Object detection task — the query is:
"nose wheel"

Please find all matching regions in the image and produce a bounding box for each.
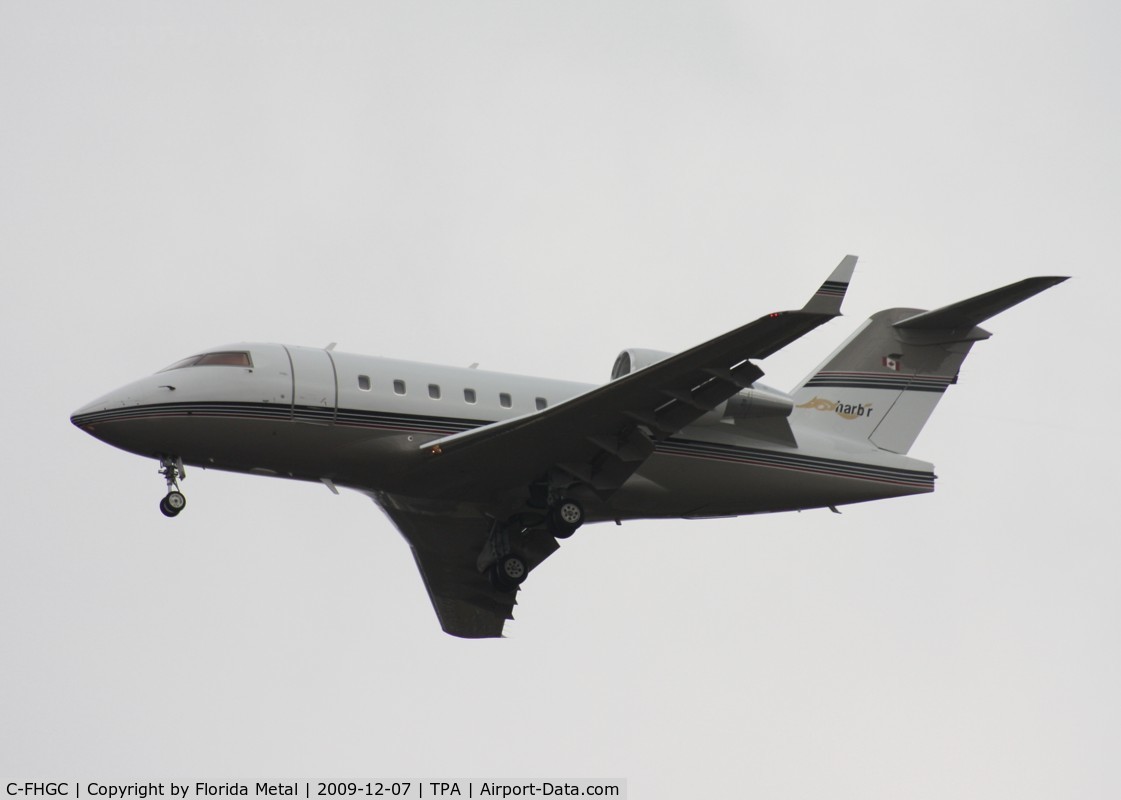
[158,456,187,517]
[160,490,187,517]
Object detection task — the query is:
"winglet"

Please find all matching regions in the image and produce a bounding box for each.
[801,255,858,315]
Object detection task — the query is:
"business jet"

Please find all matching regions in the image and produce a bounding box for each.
[71,258,1066,637]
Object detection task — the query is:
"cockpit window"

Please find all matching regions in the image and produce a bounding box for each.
[196,352,252,367]
[160,351,253,371]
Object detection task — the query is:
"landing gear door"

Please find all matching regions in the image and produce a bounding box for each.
[285,345,338,425]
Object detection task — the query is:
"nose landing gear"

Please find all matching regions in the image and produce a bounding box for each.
[158,456,187,517]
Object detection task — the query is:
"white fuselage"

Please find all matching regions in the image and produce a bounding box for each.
[71,343,936,521]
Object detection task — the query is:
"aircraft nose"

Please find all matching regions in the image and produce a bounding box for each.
[70,391,122,438]
[71,383,169,460]
[69,383,150,441]
[70,397,103,427]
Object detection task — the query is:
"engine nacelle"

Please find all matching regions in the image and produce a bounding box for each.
[611,348,673,380]
[611,348,794,425]
[723,383,795,419]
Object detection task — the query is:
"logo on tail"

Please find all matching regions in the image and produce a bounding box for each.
[795,396,875,420]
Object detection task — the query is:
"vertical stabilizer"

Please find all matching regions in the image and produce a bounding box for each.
[790,276,1067,454]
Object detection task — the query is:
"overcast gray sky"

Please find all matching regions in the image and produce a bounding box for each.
[2,2,1118,797]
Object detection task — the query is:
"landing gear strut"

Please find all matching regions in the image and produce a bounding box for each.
[482,518,529,592]
[158,456,186,517]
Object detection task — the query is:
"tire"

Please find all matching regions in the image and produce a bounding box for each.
[490,553,528,591]
[165,491,186,511]
[549,498,584,539]
[160,491,186,517]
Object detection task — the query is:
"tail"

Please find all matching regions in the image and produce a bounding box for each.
[790,276,1068,454]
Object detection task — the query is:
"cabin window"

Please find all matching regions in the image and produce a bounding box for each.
[393,380,406,395]
[499,392,512,408]
[357,375,371,391]
[536,397,547,410]
[428,384,441,400]
[464,388,477,404]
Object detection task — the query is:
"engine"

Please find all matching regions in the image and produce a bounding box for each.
[611,348,673,380]
[610,348,794,425]
[723,384,795,419]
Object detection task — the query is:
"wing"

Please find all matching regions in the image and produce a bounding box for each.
[395,256,858,503]
[371,491,560,638]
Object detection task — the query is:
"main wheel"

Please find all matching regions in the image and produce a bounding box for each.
[490,553,528,591]
[160,491,186,517]
[549,498,584,539]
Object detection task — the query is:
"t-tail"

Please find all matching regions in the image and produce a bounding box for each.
[790,275,1068,454]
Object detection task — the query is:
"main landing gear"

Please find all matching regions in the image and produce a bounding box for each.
[483,518,527,592]
[491,552,529,591]
[158,456,187,517]
[485,496,585,592]
[548,497,584,539]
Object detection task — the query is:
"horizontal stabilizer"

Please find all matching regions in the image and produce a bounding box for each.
[793,272,1067,454]
[894,276,1068,331]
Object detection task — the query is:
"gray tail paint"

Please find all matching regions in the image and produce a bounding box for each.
[789,276,1068,454]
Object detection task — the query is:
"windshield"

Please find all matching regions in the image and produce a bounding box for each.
[160,351,253,371]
